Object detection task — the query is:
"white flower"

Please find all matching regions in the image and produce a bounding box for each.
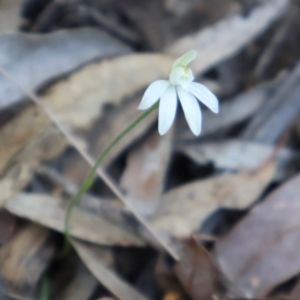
[138,50,219,136]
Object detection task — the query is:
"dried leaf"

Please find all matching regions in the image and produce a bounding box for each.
[215,173,300,298]
[0,210,16,245]
[5,193,144,246]
[0,0,22,35]
[120,130,173,216]
[0,54,173,206]
[166,0,289,75]
[178,139,299,180]
[0,126,67,206]
[73,240,149,300]
[150,161,275,238]
[0,28,131,109]
[174,238,218,300]
[57,260,98,300]
[0,224,54,299]
[242,61,300,144]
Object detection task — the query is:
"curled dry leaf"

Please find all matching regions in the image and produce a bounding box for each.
[73,240,149,300]
[150,160,275,239]
[0,224,54,299]
[215,173,300,298]
[174,238,218,300]
[5,193,144,247]
[0,28,131,110]
[120,130,173,216]
[166,0,289,74]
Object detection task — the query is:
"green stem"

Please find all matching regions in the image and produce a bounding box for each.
[64,102,159,248]
[40,276,50,300]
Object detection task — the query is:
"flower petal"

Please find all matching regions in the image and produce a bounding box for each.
[172,50,197,69]
[138,80,170,110]
[188,82,219,113]
[158,85,177,135]
[177,86,202,136]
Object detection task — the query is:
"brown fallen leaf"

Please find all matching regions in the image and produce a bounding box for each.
[73,240,149,300]
[0,223,54,299]
[215,172,300,298]
[120,130,173,216]
[0,210,16,245]
[166,0,289,75]
[150,160,275,239]
[0,28,131,110]
[5,193,144,247]
[174,238,218,300]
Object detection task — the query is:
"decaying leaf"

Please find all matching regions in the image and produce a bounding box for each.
[120,130,173,216]
[178,139,299,180]
[0,28,131,109]
[5,193,144,246]
[167,0,289,74]
[215,173,300,298]
[73,240,149,300]
[0,223,54,299]
[174,238,218,300]
[150,160,275,238]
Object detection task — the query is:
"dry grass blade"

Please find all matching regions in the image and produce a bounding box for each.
[0,66,179,260]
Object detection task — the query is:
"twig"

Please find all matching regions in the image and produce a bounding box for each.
[0,66,179,261]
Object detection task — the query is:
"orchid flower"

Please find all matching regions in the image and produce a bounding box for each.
[138,50,219,136]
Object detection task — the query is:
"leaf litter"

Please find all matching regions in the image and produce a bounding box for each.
[1,0,300,299]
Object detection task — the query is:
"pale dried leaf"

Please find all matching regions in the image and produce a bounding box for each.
[0,28,131,109]
[178,139,299,180]
[120,130,173,216]
[150,161,275,238]
[5,193,144,246]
